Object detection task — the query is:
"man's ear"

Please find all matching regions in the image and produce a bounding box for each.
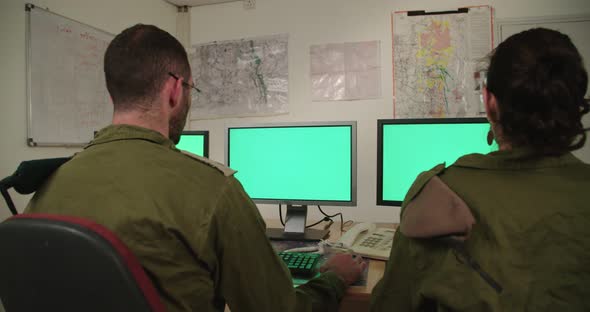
[483,87,499,122]
[171,78,184,110]
[163,76,184,113]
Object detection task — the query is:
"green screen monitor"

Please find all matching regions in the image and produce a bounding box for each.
[377,118,497,206]
[226,122,357,240]
[176,131,209,158]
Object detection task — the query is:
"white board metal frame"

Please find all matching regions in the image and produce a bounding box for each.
[25,3,114,146]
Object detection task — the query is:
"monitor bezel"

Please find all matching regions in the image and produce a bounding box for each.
[225,121,357,207]
[179,130,210,158]
[376,117,489,207]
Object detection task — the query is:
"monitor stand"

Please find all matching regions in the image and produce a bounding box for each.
[266,205,329,241]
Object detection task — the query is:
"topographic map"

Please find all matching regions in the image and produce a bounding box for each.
[189,34,288,119]
[393,8,492,118]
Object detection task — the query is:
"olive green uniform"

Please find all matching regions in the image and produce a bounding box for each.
[370,149,590,311]
[26,125,346,312]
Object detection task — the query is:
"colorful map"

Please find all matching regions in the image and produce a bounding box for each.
[393,9,492,118]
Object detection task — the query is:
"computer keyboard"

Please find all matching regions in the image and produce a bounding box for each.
[278,252,321,277]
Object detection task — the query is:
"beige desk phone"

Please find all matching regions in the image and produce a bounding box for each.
[334,223,395,260]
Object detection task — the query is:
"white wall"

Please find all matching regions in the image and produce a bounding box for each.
[189,0,590,224]
[0,0,177,221]
[1,0,588,224]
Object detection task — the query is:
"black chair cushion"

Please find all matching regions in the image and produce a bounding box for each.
[0,214,165,312]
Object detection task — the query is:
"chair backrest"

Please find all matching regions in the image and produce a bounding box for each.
[0,214,166,312]
[1,157,70,216]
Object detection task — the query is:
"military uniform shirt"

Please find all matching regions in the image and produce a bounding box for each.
[26,125,346,312]
[370,149,590,311]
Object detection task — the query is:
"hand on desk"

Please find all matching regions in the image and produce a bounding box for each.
[320,253,366,286]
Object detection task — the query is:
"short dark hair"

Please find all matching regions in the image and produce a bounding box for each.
[486,28,589,156]
[104,24,190,110]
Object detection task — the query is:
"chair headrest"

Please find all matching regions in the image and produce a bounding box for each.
[0,157,70,194]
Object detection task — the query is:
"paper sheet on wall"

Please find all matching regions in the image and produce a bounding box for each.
[188,34,289,120]
[310,40,381,101]
[392,6,493,118]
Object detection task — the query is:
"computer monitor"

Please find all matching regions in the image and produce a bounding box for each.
[176,131,209,158]
[377,118,497,206]
[226,121,357,240]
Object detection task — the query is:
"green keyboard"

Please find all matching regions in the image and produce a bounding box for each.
[279,252,321,277]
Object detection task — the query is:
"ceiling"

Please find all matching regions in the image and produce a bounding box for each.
[163,0,240,7]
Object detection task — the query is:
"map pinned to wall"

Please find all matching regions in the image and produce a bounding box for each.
[189,34,289,120]
[310,40,381,101]
[392,6,493,118]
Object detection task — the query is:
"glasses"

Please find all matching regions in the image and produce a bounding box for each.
[168,72,201,93]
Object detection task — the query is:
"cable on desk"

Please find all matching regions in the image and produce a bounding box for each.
[317,205,350,233]
[306,217,331,228]
[279,204,285,226]
[279,204,352,230]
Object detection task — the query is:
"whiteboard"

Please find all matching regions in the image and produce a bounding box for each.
[26,4,114,146]
[496,14,590,163]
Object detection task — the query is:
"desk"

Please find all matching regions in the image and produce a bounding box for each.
[269,220,396,312]
[224,220,396,312]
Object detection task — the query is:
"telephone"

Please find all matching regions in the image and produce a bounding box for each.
[332,223,396,260]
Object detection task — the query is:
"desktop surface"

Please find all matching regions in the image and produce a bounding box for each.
[224,220,394,312]
[267,219,392,291]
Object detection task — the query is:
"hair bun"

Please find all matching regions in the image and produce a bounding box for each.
[486,28,589,156]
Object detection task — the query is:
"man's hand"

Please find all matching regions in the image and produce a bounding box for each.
[319,253,366,285]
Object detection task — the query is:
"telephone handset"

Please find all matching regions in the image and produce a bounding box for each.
[335,222,396,260]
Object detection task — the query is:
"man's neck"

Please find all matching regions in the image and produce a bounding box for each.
[112,110,169,139]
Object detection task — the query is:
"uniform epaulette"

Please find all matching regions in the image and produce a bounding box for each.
[401,163,446,212]
[180,151,236,177]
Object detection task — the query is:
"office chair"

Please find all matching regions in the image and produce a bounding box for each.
[0,214,166,312]
[0,157,70,215]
